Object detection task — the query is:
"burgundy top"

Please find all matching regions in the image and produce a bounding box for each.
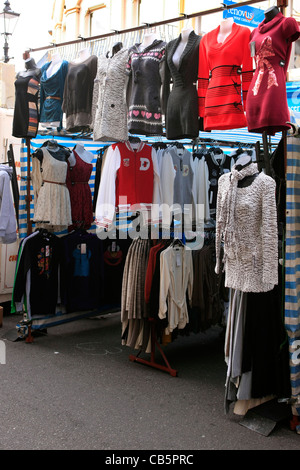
[246,13,300,135]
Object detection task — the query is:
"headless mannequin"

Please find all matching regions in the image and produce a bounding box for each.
[69,143,94,167]
[172,27,194,69]
[235,154,259,187]
[41,53,63,129]
[106,42,123,58]
[217,17,234,43]
[17,58,41,79]
[264,6,280,23]
[139,32,158,50]
[73,47,91,63]
[46,53,63,78]
[34,140,71,163]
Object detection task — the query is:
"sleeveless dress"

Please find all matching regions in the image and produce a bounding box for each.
[33,148,72,230]
[66,150,94,230]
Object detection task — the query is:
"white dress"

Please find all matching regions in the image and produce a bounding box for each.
[32,148,72,230]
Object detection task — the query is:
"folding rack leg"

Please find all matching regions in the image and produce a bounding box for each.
[129,321,178,377]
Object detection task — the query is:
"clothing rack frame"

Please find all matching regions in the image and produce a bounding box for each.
[27,0,281,55]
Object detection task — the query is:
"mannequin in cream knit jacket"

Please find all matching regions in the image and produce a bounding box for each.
[215,162,278,293]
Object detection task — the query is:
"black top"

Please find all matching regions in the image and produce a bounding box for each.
[13,232,62,317]
[62,55,98,132]
[60,230,104,313]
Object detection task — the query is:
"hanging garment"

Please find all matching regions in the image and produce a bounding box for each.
[12,74,40,138]
[204,150,233,219]
[0,167,17,244]
[191,243,227,332]
[10,230,40,316]
[197,22,253,131]
[60,230,104,313]
[95,141,161,230]
[13,231,62,318]
[247,13,300,135]
[62,55,98,132]
[191,154,210,222]
[92,146,109,212]
[66,148,93,230]
[215,162,278,293]
[40,59,69,129]
[102,238,132,305]
[159,244,193,335]
[32,147,72,230]
[163,31,201,139]
[168,146,194,223]
[126,40,166,135]
[92,48,129,142]
[121,238,151,352]
[242,277,291,400]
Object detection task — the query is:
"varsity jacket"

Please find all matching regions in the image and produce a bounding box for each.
[95,141,161,229]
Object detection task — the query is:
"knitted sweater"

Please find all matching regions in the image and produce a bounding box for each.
[215,163,278,293]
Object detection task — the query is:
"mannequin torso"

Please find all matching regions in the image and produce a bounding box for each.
[217,17,234,43]
[264,6,280,23]
[46,53,63,78]
[139,33,158,50]
[172,27,194,69]
[69,144,94,167]
[73,48,91,63]
[235,154,258,187]
[17,58,41,79]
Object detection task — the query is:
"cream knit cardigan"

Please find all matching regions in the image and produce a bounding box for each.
[215,163,278,293]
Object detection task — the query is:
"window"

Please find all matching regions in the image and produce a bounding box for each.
[88,3,110,36]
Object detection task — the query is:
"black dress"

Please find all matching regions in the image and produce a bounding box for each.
[12,73,40,138]
[163,31,201,140]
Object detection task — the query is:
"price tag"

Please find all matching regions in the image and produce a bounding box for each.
[112,242,116,252]
[250,41,256,57]
[81,243,86,254]
[176,252,181,267]
[46,246,50,257]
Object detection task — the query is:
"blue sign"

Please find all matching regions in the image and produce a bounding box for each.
[287,81,300,113]
[222,0,265,28]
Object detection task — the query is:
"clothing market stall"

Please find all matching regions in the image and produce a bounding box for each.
[7,0,300,435]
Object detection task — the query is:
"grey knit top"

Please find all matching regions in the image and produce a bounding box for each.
[215,163,278,293]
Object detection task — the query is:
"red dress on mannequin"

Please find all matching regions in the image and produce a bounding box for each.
[246,12,300,135]
[198,22,253,131]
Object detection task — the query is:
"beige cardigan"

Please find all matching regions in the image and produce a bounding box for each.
[159,244,193,334]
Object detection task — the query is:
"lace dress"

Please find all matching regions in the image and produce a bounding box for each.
[32,148,72,231]
[66,149,93,230]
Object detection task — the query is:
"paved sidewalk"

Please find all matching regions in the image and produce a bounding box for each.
[0,311,299,450]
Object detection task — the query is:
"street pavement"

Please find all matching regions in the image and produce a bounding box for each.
[0,309,299,451]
